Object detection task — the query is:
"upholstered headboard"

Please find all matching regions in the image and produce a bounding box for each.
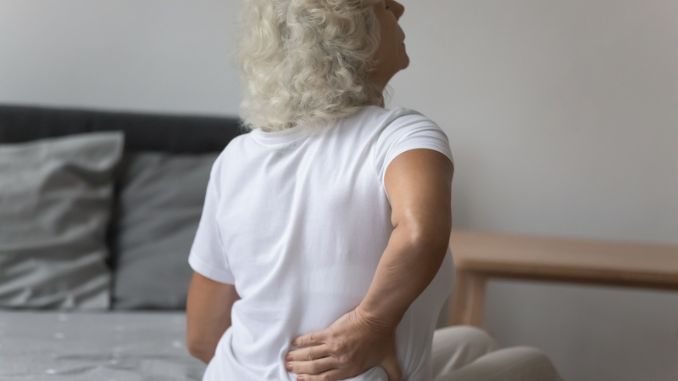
[0,104,247,308]
[0,103,245,153]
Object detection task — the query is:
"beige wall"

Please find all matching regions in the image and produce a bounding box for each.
[389,1,678,380]
[1,1,677,380]
[0,0,241,115]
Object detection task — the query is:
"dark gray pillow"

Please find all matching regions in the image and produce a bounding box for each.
[112,152,218,310]
[0,132,124,310]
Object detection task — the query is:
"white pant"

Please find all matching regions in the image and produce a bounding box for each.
[432,326,564,381]
[208,326,563,381]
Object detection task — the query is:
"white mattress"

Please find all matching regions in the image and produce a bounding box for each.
[0,310,206,380]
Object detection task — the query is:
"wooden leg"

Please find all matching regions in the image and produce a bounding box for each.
[449,270,487,327]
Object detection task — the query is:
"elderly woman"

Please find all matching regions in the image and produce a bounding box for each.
[186,1,563,380]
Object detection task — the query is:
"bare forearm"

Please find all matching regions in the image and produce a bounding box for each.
[186,273,239,364]
[357,224,449,328]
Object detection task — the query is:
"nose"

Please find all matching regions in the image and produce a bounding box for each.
[393,1,405,19]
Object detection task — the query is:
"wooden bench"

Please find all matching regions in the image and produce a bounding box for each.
[447,229,678,327]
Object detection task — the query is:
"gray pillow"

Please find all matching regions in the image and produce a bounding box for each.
[112,152,218,310]
[0,132,124,310]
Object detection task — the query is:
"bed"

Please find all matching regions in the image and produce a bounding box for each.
[0,104,242,381]
[0,310,205,381]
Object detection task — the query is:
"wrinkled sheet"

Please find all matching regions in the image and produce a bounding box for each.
[0,310,206,380]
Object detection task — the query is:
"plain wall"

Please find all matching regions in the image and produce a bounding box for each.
[1,1,677,380]
[392,2,678,380]
[0,0,241,115]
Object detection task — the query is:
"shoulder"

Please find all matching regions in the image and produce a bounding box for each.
[358,105,430,124]
[366,107,447,144]
[368,106,453,171]
[209,132,250,178]
[357,106,442,136]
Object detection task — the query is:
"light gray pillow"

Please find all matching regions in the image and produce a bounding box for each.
[112,152,218,310]
[0,132,124,310]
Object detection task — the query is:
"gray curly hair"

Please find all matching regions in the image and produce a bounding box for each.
[237,0,385,132]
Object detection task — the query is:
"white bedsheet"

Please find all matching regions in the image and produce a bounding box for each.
[0,310,205,380]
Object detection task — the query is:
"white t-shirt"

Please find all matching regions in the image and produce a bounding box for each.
[188,105,455,381]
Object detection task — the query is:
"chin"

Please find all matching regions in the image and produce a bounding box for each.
[401,46,409,67]
[402,54,410,69]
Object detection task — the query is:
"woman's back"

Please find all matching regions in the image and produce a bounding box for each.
[188,105,454,380]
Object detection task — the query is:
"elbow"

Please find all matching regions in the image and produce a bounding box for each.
[400,222,451,256]
[392,205,452,255]
[186,336,214,364]
[187,344,213,364]
[412,234,451,257]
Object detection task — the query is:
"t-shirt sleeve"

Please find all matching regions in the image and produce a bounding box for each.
[372,108,454,192]
[187,153,235,285]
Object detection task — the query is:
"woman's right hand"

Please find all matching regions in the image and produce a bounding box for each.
[285,307,402,381]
